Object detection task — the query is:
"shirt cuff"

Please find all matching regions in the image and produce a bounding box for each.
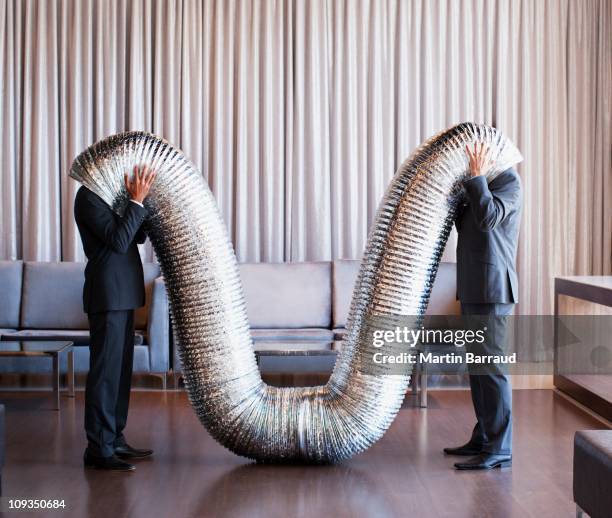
[130,199,144,208]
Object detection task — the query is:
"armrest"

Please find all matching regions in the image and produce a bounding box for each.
[147,277,169,373]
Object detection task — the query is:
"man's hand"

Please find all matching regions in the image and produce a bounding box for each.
[125,166,157,204]
[466,143,494,178]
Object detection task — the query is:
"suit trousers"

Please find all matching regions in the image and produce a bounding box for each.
[85,310,135,458]
[461,302,513,455]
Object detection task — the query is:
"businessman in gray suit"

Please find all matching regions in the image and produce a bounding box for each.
[444,142,522,470]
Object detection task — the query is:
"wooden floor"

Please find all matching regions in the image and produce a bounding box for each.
[0,389,607,518]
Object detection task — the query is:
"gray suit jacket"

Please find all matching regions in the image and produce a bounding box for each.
[455,167,522,304]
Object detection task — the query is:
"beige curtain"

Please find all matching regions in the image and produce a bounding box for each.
[0,0,610,315]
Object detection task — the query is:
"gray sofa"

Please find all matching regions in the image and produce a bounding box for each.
[173,260,460,386]
[0,259,460,394]
[0,261,169,379]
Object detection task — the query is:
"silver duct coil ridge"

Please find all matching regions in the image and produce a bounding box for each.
[70,122,522,463]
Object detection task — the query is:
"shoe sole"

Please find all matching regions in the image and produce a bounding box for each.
[84,462,136,472]
[455,461,512,470]
[115,453,153,460]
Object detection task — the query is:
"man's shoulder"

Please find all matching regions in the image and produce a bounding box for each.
[76,185,104,203]
[495,167,520,182]
[74,186,110,214]
[74,185,88,207]
[76,185,93,200]
[490,167,522,191]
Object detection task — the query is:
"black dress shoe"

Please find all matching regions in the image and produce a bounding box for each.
[443,442,483,456]
[114,443,154,459]
[84,452,135,472]
[454,453,512,470]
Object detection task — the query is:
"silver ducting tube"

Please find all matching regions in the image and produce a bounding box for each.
[70,122,522,463]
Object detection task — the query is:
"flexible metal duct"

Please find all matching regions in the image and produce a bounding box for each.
[70,122,522,463]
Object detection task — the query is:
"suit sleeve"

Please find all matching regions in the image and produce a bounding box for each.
[76,192,147,254]
[135,227,147,244]
[454,202,468,232]
[128,200,147,244]
[463,169,521,232]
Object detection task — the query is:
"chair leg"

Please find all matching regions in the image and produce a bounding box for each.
[52,354,60,410]
[419,361,428,408]
[411,358,419,403]
[67,349,75,397]
[173,371,182,390]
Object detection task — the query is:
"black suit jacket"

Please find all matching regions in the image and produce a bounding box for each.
[74,186,148,314]
[455,167,522,304]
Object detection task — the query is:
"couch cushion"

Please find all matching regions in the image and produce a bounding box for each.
[0,261,23,328]
[3,329,145,346]
[134,263,162,329]
[426,262,460,316]
[332,260,460,328]
[420,263,461,331]
[251,328,334,342]
[21,262,160,330]
[332,260,360,329]
[239,262,332,328]
[21,262,88,329]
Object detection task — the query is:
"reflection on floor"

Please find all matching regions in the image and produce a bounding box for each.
[0,389,606,518]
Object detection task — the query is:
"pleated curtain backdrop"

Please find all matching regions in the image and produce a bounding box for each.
[0,0,610,315]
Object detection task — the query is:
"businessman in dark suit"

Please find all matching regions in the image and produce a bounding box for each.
[75,166,156,472]
[444,143,522,470]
